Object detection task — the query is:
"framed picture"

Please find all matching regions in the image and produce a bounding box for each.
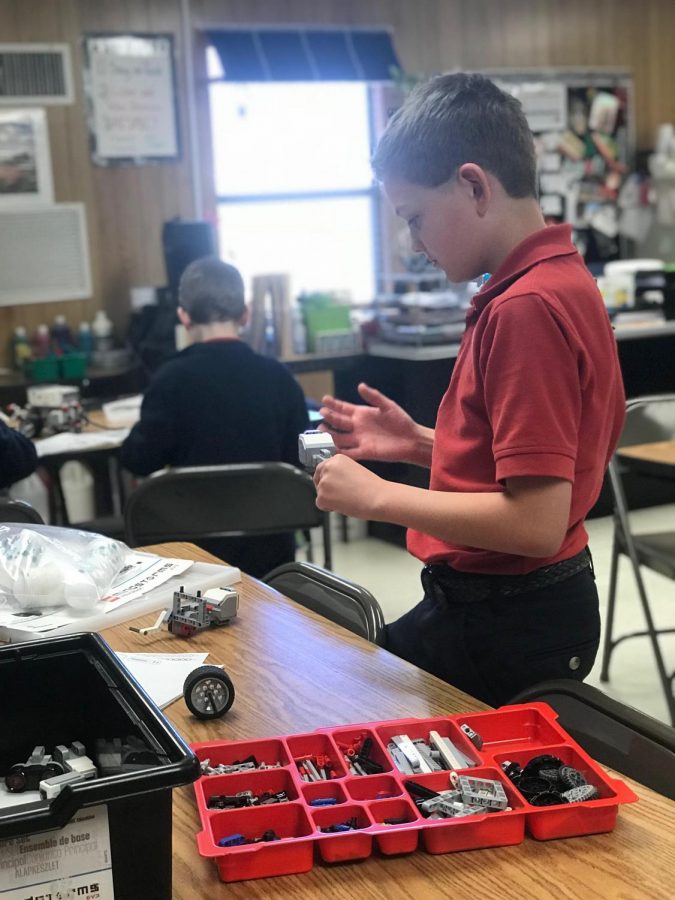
[0,108,54,207]
[82,33,180,165]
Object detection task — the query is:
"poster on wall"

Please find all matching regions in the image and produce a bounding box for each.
[0,108,53,207]
[82,33,180,165]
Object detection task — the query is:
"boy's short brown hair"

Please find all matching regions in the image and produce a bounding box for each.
[373,72,537,199]
[179,257,246,324]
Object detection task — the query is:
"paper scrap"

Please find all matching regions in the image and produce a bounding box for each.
[117,652,209,708]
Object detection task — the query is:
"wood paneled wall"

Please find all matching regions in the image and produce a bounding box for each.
[0,0,194,367]
[1,0,674,368]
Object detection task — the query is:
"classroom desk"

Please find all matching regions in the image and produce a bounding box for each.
[618,441,675,481]
[101,542,675,900]
[34,409,130,524]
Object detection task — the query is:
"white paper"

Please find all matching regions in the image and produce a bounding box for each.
[88,35,178,159]
[35,429,130,458]
[0,805,113,898]
[117,652,209,708]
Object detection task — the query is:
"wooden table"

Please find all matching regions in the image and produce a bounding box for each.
[101,543,675,899]
[619,440,675,481]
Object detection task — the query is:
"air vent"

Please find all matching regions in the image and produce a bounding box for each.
[0,43,73,104]
[0,204,91,305]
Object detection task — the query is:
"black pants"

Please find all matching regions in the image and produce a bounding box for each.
[385,558,600,707]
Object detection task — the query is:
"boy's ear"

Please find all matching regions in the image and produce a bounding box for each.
[457,163,492,215]
[177,306,192,328]
[238,305,249,328]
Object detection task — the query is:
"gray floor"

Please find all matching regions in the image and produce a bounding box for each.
[310,506,675,725]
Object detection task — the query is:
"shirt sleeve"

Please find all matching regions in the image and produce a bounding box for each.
[119,370,179,477]
[480,294,581,483]
[0,422,38,489]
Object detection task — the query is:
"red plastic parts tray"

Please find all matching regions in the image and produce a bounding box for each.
[191,703,638,882]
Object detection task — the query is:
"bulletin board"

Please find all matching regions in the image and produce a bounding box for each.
[82,33,180,166]
[489,69,634,264]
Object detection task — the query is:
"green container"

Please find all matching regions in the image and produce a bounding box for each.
[303,305,352,352]
[60,351,89,379]
[28,356,60,382]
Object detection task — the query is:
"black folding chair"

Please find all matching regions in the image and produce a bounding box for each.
[263,561,385,646]
[124,462,331,568]
[0,498,45,525]
[509,678,675,799]
[600,394,675,725]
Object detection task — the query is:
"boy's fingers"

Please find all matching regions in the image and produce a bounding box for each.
[357,382,392,410]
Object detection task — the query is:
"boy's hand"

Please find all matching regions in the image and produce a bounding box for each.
[313,455,386,519]
[318,382,426,464]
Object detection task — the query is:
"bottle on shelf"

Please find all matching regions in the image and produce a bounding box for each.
[31,324,51,360]
[77,321,94,355]
[92,311,114,353]
[12,326,32,371]
[51,315,74,354]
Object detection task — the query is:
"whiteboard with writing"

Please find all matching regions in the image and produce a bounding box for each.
[84,33,179,164]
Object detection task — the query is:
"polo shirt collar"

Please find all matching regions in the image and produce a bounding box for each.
[468,224,577,320]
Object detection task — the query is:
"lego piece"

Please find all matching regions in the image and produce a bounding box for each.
[218,833,247,848]
[530,791,565,807]
[298,430,336,470]
[562,784,599,803]
[5,747,64,793]
[460,723,483,750]
[456,775,508,811]
[388,742,414,775]
[39,770,84,800]
[392,735,432,774]
[130,586,239,639]
[309,797,337,807]
[559,765,587,789]
[428,731,468,771]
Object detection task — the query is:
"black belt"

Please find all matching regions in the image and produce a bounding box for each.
[423,547,592,604]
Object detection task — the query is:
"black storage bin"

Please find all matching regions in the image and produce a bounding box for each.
[0,632,200,899]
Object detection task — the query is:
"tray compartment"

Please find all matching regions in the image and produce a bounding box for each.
[376,717,481,773]
[196,767,299,812]
[345,773,402,802]
[405,767,526,855]
[330,726,393,777]
[493,744,637,840]
[459,705,568,755]
[302,780,349,807]
[286,732,347,781]
[369,798,422,855]
[311,803,373,862]
[199,803,315,882]
[193,737,290,772]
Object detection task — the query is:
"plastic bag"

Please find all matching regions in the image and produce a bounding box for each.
[0,524,127,612]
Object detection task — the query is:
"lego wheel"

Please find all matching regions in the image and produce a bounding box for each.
[183,665,235,719]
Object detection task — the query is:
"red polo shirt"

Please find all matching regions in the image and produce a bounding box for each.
[407,224,625,574]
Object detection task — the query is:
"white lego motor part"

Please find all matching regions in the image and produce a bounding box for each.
[26,384,80,409]
[298,430,336,470]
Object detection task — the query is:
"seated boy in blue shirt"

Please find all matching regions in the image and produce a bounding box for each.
[121,257,309,576]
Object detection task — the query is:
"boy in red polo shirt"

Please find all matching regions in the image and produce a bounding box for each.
[315,73,625,705]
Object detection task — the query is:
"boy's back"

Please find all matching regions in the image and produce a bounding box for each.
[121,340,307,472]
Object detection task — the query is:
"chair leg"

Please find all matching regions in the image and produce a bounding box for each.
[322,516,332,571]
[626,546,675,726]
[302,529,314,564]
[600,534,620,682]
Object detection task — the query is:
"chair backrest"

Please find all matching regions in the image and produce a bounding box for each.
[125,463,329,561]
[509,679,675,799]
[263,561,386,646]
[609,393,675,544]
[0,498,45,525]
[619,393,675,448]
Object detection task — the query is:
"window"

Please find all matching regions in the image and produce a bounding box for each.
[207,52,377,302]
